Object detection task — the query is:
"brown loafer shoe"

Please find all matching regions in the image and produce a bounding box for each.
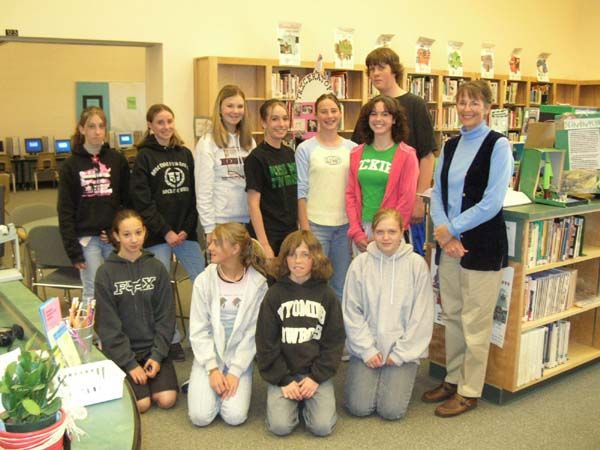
[421,382,457,403]
[434,393,478,417]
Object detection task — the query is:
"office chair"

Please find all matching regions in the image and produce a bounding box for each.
[0,155,17,192]
[25,225,83,301]
[33,153,59,190]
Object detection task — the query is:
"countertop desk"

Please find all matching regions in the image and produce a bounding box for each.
[0,281,141,449]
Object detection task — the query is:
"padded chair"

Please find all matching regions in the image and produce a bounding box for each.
[8,203,57,285]
[25,225,82,301]
[0,155,17,192]
[33,153,59,191]
[123,147,138,170]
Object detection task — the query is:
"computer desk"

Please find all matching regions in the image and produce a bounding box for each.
[11,154,68,190]
[0,281,141,449]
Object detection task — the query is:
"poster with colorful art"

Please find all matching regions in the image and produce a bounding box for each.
[334,27,354,69]
[277,22,301,66]
[447,41,464,76]
[536,53,551,82]
[480,43,495,78]
[415,36,435,74]
[509,48,522,80]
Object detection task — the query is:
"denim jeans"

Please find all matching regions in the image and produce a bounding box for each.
[344,357,418,420]
[80,236,114,300]
[148,240,205,343]
[188,361,253,427]
[309,222,351,301]
[266,378,337,437]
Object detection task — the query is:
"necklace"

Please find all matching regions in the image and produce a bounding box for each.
[218,265,246,283]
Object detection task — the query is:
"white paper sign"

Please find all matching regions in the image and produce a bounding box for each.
[278,22,301,66]
[568,128,600,169]
[490,108,509,135]
[491,267,514,348]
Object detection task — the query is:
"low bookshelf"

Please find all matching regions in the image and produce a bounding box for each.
[428,201,600,403]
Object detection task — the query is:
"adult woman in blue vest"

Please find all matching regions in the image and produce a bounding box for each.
[424,80,513,417]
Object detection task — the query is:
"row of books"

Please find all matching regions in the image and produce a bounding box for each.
[507,131,521,141]
[328,71,349,99]
[527,216,585,268]
[518,320,571,386]
[530,84,551,105]
[407,75,436,102]
[523,267,577,322]
[504,82,524,104]
[442,77,469,103]
[272,71,300,100]
[483,80,499,104]
[508,106,524,129]
[441,105,460,129]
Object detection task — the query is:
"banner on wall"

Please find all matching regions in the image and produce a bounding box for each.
[415,36,435,74]
[480,43,495,78]
[334,27,354,69]
[278,22,301,66]
[536,52,551,82]
[509,48,522,80]
[293,66,332,140]
[108,82,146,132]
[447,41,464,76]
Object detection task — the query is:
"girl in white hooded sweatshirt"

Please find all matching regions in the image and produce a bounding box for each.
[187,222,268,427]
[343,208,434,420]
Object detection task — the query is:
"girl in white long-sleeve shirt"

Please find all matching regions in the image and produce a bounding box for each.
[195,85,256,243]
[187,222,267,427]
[343,208,434,421]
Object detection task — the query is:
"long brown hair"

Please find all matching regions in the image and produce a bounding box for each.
[272,230,332,281]
[71,106,107,148]
[213,222,267,277]
[139,103,184,147]
[211,85,253,151]
[354,95,409,145]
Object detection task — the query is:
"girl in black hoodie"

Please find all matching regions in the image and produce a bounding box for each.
[58,106,130,300]
[129,104,205,360]
[255,230,345,436]
[95,209,177,413]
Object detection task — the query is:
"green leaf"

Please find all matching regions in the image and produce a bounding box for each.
[21,398,41,416]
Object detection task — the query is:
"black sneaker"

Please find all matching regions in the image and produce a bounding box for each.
[181,379,189,394]
[169,343,186,362]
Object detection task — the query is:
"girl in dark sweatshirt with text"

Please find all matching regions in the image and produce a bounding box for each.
[255,230,345,437]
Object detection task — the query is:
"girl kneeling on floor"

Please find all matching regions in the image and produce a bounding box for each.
[343,208,434,420]
[255,230,345,436]
[188,223,268,426]
[95,209,178,413]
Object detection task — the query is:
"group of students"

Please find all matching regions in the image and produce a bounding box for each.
[56,46,512,435]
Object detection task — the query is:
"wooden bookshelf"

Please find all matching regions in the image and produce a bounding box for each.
[428,201,600,401]
[578,81,600,106]
[193,56,368,142]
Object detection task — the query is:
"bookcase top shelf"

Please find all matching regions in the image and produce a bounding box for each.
[524,245,600,274]
[504,201,600,221]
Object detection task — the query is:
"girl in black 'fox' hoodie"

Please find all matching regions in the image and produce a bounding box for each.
[129,104,205,360]
[256,230,345,437]
[95,209,177,414]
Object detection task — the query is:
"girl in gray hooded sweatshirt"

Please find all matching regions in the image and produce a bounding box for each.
[343,208,434,420]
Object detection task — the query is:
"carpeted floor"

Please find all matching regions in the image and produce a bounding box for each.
[8,187,600,449]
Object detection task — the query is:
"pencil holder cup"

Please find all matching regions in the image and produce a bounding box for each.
[67,322,95,363]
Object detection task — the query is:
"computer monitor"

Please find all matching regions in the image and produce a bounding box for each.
[24,138,43,155]
[54,139,72,154]
[117,132,134,149]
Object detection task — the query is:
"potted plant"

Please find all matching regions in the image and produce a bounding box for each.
[0,337,65,450]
